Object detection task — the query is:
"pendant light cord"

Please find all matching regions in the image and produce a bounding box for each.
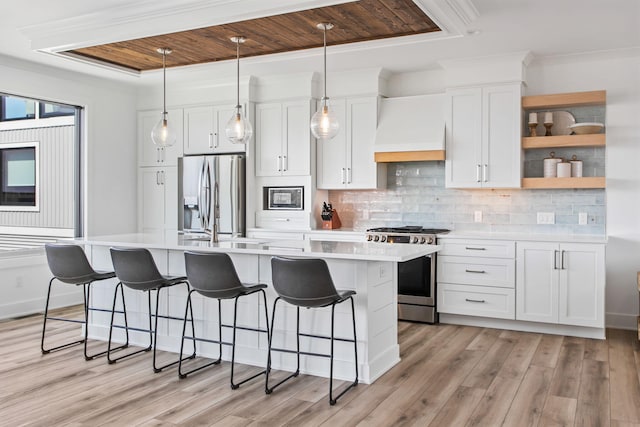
[323,26,327,104]
[236,40,241,110]
[162,50,167,115]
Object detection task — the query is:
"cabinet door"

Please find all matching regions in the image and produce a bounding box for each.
[558,243,605,327]
[138,109,183,166]
[482,84,521,187]
[184,106,214,155]
[282,100,311,176]
[162,167,178,231]
[213,105,246,154]
[445,87,482,188]
[347,97,380,189]
[140,168,166,232]
[516,241,559,323]
[317,98,347,189]
[255,103,283,176]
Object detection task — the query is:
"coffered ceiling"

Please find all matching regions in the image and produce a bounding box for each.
[64,0,440,72]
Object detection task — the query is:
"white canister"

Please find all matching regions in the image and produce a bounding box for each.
[557,161,572,178]
[543,152,563,177]
[570,155,583,177]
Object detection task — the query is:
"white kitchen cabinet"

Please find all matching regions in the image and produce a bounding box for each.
[138,166,178,232]
[516,241,605,328]
[183,104,245,154]
[316,96,385,189]
[138,109,183,167]
[445,83,521,188]
[255,100,312,176]
[437,238,515,320]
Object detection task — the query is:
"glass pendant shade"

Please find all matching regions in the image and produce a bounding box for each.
[310,100,339,140]
[225,105,253,144]
[151,112,177,147]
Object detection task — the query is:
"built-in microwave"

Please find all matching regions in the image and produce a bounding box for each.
[264,186,304,210]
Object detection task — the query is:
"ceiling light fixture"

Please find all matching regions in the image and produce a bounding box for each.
[225,36,253,144]
[151,47,177,147]
[310,23,339,141]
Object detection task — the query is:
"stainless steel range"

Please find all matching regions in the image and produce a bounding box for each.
[366,226,449,324]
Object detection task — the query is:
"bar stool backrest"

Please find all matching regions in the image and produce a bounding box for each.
[110,247,165,291]
[184,251,243,297]
[45,243,96,285]
[271,256,340,308]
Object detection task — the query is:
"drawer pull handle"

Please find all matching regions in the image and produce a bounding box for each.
[465,298,486,303]
[465,247,486,251]
[465,269,486,274]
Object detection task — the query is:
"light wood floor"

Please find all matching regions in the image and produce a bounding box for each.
[2,306,640,426]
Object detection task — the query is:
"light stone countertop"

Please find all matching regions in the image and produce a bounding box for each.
[78,232,439,262]
[440,231,607,244]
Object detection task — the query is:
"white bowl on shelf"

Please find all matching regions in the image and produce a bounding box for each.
[569,122,604,135]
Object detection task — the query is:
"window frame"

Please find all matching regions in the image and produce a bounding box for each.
[38,102,76,119]
[1,96,36,122]
[0,141,40,212]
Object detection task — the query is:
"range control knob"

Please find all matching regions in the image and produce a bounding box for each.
[419,237,426,244]
[367,234,373,241]
[373,235,380,242]
[427,236,434,244]
[411,236,419,244]
[381,236,387,242]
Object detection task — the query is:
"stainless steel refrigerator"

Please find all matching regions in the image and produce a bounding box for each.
[178,154,245,237]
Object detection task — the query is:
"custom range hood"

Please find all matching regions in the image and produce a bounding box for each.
[374,93,445,162]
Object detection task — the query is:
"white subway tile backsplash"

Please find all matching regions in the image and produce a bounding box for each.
[328,162,606,235]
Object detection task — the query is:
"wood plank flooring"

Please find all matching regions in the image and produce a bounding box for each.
[2,306,639,426]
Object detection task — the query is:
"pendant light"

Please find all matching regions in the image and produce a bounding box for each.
[310,23,339,141]
[225,36,253,144]
[151,47,177,147]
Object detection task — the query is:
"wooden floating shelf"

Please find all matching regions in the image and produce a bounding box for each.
[374,150,445,163]
[522,90,606,109]
[521,177,605,189]
[522,133,606,149]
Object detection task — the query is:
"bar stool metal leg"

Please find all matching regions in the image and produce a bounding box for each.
[41,278,86,354]
[265,297,300,394]
[83,283,129,360]
[178,290,207,378]
[107,283,152,364]
[328,296,358,405]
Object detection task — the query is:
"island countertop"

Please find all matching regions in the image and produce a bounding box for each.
[77,232,440,262]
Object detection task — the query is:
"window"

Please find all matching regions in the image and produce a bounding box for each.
[39,102,75,118]
[0,142,38,210]
[1,96,36,121]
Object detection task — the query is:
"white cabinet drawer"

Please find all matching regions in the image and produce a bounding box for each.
[437,255,515,288]
[437,283,515,319]
[255,211,309,230]
[437,239,515,258]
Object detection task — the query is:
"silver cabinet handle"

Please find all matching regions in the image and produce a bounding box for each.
[277,156,282,172]
[554,250,558,270]
[561,250,566,269]
[156,148,160,163]
[274,218,291,222]
[483,164,488,182]
[465,269,486,274]
[341,168,345,184]
[476,164,481,182]
[465,298,486,303]
[347,167,351,184]
[283,155,287,171]
[465,247,486,251]
[214,132,219,148]
[208,133,213,149]
[156,171,160,185]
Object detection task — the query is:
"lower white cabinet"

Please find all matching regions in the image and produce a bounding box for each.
[516,242,605,328]
[437,238,516,320]
[138,167,177,232]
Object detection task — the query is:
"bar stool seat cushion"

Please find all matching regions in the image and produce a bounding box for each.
[194,283,267,300]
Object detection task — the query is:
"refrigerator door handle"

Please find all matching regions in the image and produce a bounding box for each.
[197,160,205,229]
[204,160,212,229]
[230,157,236,235]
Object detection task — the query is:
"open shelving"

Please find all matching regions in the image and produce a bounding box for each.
[521,90,606,189]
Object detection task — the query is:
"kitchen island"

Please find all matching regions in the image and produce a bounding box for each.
[80,232,440,384]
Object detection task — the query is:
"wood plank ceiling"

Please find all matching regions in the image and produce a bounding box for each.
[66,0,440,72]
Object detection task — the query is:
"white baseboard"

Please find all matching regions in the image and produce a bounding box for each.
[606,312,637,331]
[0,292,84,321]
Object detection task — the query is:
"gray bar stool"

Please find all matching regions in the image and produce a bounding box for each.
[108,247,195,372]
[42,243,124,360]
[178,251,270,389]
[266,256,358,405]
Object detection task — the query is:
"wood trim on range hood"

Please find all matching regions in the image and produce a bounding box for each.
[374,150,446,163]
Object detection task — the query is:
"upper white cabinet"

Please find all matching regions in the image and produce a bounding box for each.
[138,166,178,233]
[516,241,605,328]
[255,100,312,176]
[138,109,184,167]
[317,96,385,189]
[183,104,245,154]
[445,83,522,188]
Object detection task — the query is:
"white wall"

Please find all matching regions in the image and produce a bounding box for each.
[525,50,640,329]
[0,55,138,319]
